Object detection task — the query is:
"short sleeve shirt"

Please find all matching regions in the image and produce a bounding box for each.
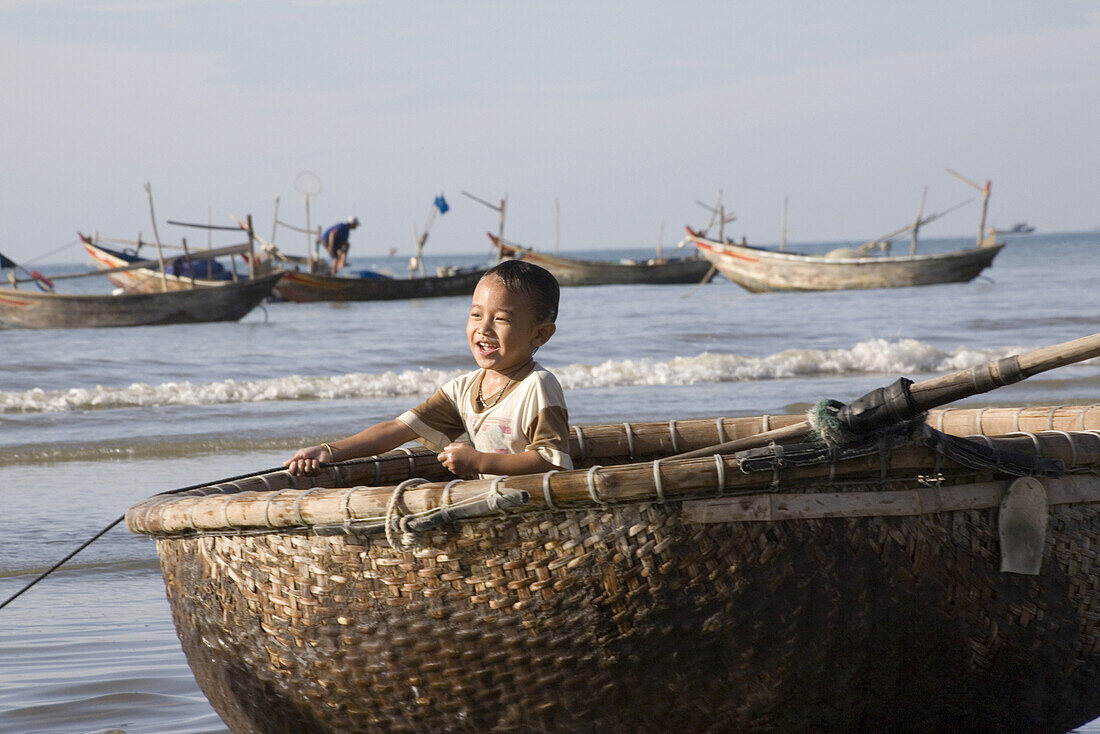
[397,361,572,476]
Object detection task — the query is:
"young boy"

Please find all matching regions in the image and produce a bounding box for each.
[285,260,572,478]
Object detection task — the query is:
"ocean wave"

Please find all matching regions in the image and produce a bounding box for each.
[0,339,1088,415]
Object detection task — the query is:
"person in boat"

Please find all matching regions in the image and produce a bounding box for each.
[285,259,572,478]
[320,216,359,275]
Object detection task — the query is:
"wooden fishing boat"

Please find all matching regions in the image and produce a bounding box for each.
[127,331,1100,734]
[686,229,1005,292]
[271,266,486,303]
[489,234,712,286]
[687,171,1008,293]
[81,236,250,293]
[0,273,281,329]
[127,402,1100,733]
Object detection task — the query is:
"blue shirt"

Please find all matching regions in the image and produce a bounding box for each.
[322,223,351,250]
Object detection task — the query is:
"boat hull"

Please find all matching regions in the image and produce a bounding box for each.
[273,268,486,302]
[152,479,1100,734]
[494,237,712,286]
[129,408,1100,734]
[0,273,280,329]
[692,236,1004,292]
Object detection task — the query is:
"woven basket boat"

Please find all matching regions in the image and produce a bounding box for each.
[127,404,1100,734]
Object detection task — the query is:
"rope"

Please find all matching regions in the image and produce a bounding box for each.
[652,459,665,503]
[573,426,587,462]
[0,463,287,612]
[586,465,606,505]
[542,470,560,510]
[623,423,636,458]
[384,478,430,551]
[20,238,82,266]
[487,477,511,516]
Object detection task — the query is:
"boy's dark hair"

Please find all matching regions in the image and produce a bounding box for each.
[482,259,560,323]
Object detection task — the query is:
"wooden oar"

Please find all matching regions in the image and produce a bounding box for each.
[671,332,1100,460]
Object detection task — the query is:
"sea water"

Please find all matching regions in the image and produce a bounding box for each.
[1,232,1098,733]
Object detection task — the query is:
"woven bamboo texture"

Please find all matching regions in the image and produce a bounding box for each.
[127,405,1100,734]
[157,483,1100,734]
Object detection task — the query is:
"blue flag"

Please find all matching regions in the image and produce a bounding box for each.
[0,252,17,269]
[434,194,449,215]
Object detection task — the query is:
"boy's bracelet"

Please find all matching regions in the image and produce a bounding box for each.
[321,442,337,459]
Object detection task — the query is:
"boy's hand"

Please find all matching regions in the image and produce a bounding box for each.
[284,444,332,475]
[438,442,480,477]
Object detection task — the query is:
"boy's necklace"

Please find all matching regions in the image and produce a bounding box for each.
[477,377,511,408]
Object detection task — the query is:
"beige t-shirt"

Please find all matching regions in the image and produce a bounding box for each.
[397,361,572,476]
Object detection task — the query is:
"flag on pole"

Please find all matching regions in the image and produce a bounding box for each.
[434,194,449,215]
[0,252,17,270]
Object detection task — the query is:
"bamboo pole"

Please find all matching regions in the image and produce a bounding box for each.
[461,190,508,262]
[780,197,788,252]
[245,214,255,279]
[555,197,560,255]
[497,194,507,262]
[909,186,927,257]
[672,333,1100,460]
[131,429,1100,535]
[143,184,169,292]
[181,237,195,287]
[271,195,280,245]
[945,168,991,247]
[126,405,1100,536]
[412,203,437,278]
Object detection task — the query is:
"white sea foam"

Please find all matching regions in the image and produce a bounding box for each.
[0,339,1067,415]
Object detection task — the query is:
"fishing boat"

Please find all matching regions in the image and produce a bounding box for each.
[687,231,1004,292]
[253,196,490,303]
[0,273,281,329]
[270,266,486,303]
[489,234,712,286]
[126,336,1100,734]
[688,172,1005,293]
[81,234,255,293]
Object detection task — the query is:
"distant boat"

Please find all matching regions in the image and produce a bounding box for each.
[269,266,487,303]
[687,173,1005,292]
[488,234,712,286]
[0,273,281,329]
[688,232,1004,292]
[992,222,1036,235]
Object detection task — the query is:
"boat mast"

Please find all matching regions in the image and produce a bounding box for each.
[461,190,508,262]
[945,168,991,247]
[780,196,788,252]
[909,186,927,256]
[411,203,438,278]
[143,183,169,292]
[554,197,560,254]
[294,172,322,270]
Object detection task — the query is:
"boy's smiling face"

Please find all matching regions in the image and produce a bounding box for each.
[467,275,555,378]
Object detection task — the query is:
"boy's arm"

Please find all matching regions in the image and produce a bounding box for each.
[286,420,417,475]
[439,443,563,478]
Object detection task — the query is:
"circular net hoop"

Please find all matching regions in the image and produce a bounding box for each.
[295,171,322,197]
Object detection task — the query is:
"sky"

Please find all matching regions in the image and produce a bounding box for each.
[2,0,1098,265]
